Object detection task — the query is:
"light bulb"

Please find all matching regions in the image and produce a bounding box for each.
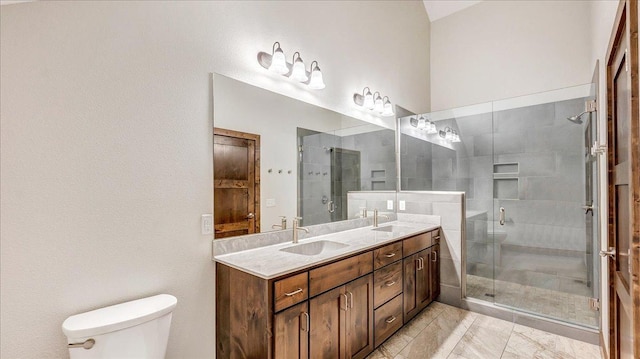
[363,88,374,109]
[452,130,461,143]
[417,116,426,129]
[382,97,394,116]
[290,52,308,82]
[374,92,384,113]
[308,61,325,89]
[269,42,288,75]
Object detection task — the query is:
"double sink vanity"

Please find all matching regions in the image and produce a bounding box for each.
[214,221,441,359]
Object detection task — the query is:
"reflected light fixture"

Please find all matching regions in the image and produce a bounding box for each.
[290,52,308,82]
[353,87,394,117]
[417,116,427,130]
[268,42,288,75]
[373,92,384,113]
[382,96,394,116]
[257,42,325,90]
[308,61,325,89]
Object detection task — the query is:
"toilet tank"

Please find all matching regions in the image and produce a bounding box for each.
[62,294,177,359]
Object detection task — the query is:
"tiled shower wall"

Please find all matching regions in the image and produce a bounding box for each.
[456,98,587,253]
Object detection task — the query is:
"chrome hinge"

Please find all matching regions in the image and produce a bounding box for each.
[589,298,600,311]
[591,141,607,156]
[585,99,597,113]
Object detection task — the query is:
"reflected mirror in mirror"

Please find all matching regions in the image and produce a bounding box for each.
[213,74,396,238]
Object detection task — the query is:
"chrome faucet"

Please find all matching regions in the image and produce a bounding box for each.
[292,217,309,244]
[272,216,287,230]
[373,209,390,228]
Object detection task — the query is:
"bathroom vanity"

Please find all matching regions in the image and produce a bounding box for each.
[214,223,441,359]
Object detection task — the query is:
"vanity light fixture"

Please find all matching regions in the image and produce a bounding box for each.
[268,42,288,75]
[382,96,394,116]
[438,127,460,142]
[257,42,325,90]
[308,61,326,89]
[290,52,308,82]
[373,92,384,113]
[410,115,437,134]
[353,87,394,117]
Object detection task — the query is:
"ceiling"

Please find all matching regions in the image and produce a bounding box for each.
[422,0,483,22]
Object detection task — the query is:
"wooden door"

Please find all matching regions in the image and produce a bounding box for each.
[403,249,430,321]
[213,128,260,238]
[430,244,440,302]
[606,1,639,358]
[345,274,374,359]
[274,301,309,359]
[310,286,347,359]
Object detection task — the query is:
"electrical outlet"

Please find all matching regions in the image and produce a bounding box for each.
[201,214,213,235]
[399,200,406,211]
[387,200,393,210]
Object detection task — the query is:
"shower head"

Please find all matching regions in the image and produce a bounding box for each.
[567,111,587,124]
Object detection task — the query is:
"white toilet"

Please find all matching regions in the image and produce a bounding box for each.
[62,294,177,359]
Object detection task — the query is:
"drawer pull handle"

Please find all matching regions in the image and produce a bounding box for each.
[385,280,396,287]
[384,252,396,258]
[285,288,303,297]
[385,316,397,324]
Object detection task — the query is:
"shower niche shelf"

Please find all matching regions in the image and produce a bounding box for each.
[493,163,519,199]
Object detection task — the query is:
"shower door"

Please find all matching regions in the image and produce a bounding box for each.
[491,94,599,328]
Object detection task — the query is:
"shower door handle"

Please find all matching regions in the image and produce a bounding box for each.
[499,207,505,226]
[599,247,616,259]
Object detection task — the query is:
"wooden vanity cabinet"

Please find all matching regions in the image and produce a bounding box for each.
[309,274,374,359]
[274,301,309,359]
[216,227,441,359]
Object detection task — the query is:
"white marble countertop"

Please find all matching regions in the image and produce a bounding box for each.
[213,221,439,279]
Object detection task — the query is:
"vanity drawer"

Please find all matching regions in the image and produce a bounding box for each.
[274,272,308,312]
[374,241,402,270]
[309,251,373,296]
[373,261,403,308]
[403,232,432,257]
[374,294,403,347]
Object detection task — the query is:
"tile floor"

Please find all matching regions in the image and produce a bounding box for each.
[366,302,602,359]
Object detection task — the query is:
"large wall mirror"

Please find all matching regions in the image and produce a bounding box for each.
[213,74,397,238]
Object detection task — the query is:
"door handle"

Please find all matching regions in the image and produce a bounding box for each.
[347,291,354,309]
[340,293,348,311]
[499,207,505,226]
[582,205,593,215]
[599,247,616,259]
[432,251,437,262]
[327,200,335,213]
[246,213,255,219]
[300,312,310,332]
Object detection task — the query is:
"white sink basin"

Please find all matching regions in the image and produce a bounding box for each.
[372,225,416,233]
[280,240,349,256]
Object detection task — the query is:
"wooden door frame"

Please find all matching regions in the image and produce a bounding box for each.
[605,0,639,357]
[213,127,261,234]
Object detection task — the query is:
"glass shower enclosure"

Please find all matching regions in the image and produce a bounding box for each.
[399,83,600,329]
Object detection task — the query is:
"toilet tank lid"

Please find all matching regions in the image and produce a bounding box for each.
[62,294,177,339]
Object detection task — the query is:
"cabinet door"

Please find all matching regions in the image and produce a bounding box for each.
[416,249,431,308]
[345,274,374,359]
[403,249,430,321]
[430,244,440,302]
[310,286,347,359]
[274,301,309,359]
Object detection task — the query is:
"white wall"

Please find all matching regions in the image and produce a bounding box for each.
[430,0,592,111]
[0,1,430,358]
[588,0,623,354]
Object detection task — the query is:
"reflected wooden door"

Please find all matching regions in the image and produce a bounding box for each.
[606,1,639,358]
[213,128,260,239]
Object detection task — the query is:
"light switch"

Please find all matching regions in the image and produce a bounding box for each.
[266,198,276,207]
[201,214,213,235]
[399,200,406,211]
[387,200,394,210]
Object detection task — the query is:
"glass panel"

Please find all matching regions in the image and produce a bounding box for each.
[491,85,598,328]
